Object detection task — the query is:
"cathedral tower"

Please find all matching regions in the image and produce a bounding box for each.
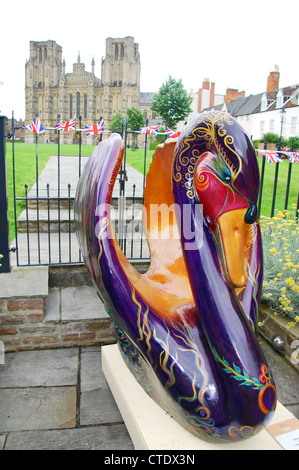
[25,41,63,125]
[25,37,141,143]
[101,37,140,119]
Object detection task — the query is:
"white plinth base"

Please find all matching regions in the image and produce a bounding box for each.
[102,344,295,450]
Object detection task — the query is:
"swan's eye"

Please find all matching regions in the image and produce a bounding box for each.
[225,176,231,183]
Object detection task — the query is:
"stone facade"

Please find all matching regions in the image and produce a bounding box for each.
[25,37,143,144]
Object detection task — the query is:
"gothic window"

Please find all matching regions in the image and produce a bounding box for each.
[76,92,80,117]
[115,45,118,60]
[120,45,124,60]
[70,95,73,118]
[84,94,87,118]
[39,48,42,63]
[44,48,47,60]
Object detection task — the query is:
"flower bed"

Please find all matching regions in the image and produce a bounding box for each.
[259,208,299,329]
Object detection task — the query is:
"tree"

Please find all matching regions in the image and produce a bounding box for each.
[126,107,145,148]
[126,107,145,132]
[151,76,193,129]
[109,112,123,133]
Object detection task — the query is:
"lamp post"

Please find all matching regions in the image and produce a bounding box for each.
[271,108,286,217]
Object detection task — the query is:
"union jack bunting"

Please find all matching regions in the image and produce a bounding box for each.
[24,118,45,134]
[262,151,283,163]
[165,127,181,138]
[85,120,104,136]
[55,116,76,132]
[139,125,160,135]
[284,152,299,163]
[165,127,175,135]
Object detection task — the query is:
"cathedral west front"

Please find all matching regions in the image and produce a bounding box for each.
[25,37,154,143]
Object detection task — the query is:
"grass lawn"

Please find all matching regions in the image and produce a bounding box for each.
[5,141,95,241]
[257,157,299,217]
[4,142,299,242]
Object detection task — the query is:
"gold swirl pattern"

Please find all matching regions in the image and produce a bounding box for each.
[195,173,210,192]
[173,113,242,199]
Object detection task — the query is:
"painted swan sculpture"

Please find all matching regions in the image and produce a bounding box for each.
[75,111,277,443]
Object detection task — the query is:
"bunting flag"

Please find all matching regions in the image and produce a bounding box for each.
[55,116,76,132]
[85,120,105,136]
[165,127,181,138]
[265,152,283,163]
[259,150,283,163]
[165,127,175,136]
[139,125,160,135]
[284,152,299,163]
[24,118,45,134]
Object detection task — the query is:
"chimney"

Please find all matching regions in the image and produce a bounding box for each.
[210,82,215,107]
[202,78,210,90]
[198,88,203,112]
[267,65,280,93]
[225,88,239,103]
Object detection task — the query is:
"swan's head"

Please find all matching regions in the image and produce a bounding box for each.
[191,113,260,288]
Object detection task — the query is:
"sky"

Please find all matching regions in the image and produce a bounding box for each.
[1,0,298,120]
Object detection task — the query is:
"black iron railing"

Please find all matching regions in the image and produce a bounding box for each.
[0,113,298,271]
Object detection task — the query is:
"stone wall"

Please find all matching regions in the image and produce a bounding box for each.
[0,266,116,352]
[0,295,115,352]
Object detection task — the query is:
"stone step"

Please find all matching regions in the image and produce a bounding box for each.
[10,232,150,267]
[17,209,75,233]
[27,195,145,210]
[17,206,144,233]
[44,286,110,323]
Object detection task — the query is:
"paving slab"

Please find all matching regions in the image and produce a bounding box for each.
[4,424,134,450]
[80,347,106,392]
[0,386,76,432]
[0,266,48,298]
[44,287,60,322]
[0,435,5,450]
[80,387,123,425]
[80,347,123,425]
[0,348,78,387]
[61,286,109,321]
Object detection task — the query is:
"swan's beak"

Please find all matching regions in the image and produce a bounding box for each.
[216,208,250,288]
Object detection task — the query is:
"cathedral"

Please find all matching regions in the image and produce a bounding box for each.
[25,37,154,143]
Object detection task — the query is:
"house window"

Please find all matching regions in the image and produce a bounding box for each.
[276,90,283,108]
[261,93,267,111]
[260,120,265,136]
[270,119,274,133]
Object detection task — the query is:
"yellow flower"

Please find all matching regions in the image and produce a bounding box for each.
[269,248,277,253]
